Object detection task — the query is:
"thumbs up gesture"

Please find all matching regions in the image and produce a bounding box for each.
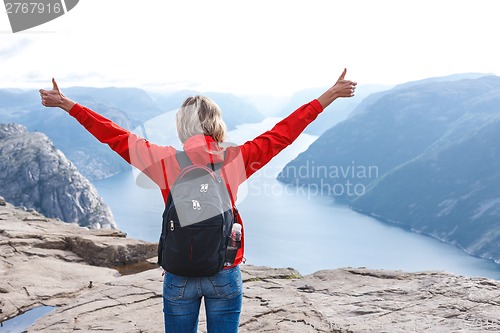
[335,68,357,98]
[317,68,357,109]
[39,78,75,112]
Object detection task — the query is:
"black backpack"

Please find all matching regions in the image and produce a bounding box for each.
[157,151,236,277]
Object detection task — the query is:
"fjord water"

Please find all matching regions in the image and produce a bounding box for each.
[94,118,500,280]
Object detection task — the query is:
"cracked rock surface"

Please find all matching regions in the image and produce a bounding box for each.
[26,266,500,333]
[2,202,500,332]
[0,202,157,325]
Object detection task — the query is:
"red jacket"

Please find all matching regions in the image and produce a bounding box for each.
[68,99,324,266]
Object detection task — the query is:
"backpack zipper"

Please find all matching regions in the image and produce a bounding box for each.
[169,220,174,231]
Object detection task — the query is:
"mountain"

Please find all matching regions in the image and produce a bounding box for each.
[63,86,165,123]
[150,90,264,130]
[0,87,264,180]
[0,123,116,229]
[276,84,391,135]
[350,72,494,118]
[278,75,500,264]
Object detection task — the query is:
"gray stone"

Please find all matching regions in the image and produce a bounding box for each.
[0,123,115,229]
[0,202,156,324]
[2,202,499,333]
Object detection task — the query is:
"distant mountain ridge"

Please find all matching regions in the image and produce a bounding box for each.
[349,72,494,119]
[0,123,115,229]
[276,84,391,135]
[278,74,500,264]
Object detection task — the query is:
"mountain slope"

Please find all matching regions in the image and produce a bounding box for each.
[276,84,390,135]
[0,123,116,229]
[353,93,500,263]
[278,75,500,264]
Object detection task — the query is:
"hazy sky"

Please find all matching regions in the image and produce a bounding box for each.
[1,0,499,95]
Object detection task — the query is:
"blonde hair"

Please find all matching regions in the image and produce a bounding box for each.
[176,95,227,144]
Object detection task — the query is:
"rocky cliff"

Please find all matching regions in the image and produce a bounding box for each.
[0,123,116,229]
[1,201,498,332]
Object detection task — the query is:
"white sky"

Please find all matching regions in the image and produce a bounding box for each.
[1,0,499,95]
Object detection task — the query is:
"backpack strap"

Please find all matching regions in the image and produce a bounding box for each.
[175,150,193,170]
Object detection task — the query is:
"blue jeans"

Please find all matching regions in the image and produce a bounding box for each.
[162,266,243,333]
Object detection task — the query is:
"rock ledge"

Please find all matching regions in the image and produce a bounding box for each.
[1,202,499,332]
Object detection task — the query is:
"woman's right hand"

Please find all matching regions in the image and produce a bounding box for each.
[39,78,75,112]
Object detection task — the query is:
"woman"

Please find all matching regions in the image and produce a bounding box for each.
[39,69,356,332]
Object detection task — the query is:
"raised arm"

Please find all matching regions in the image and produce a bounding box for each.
[39,79,176,189]
[40,78,142,164]
[239,68,356,180]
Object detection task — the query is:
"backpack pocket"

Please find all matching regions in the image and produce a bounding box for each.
[162,216,225,277]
